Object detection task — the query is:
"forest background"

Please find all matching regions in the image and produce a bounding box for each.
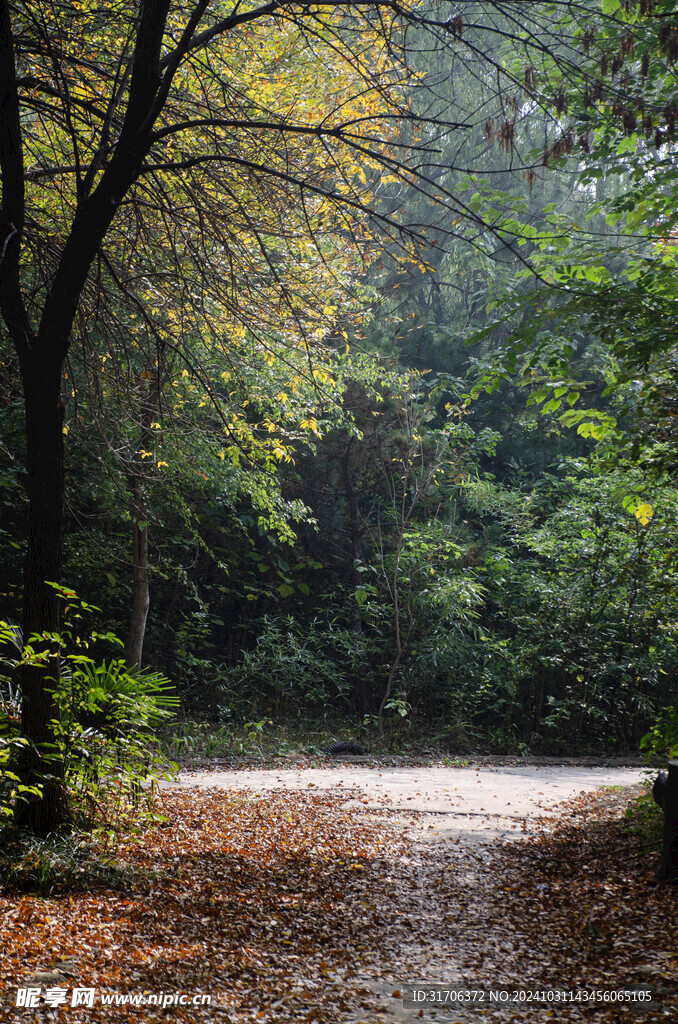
[2,0,678,831]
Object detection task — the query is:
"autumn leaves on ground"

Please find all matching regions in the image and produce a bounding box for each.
[1,783,677,1023]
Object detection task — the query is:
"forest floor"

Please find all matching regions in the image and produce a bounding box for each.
[2,764,677,1023]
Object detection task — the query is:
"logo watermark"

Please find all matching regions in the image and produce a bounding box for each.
[16,987,212,1009]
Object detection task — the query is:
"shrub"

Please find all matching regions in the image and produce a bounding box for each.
[0,587,178,825]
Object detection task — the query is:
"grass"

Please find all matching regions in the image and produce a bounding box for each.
[157,718,474,764]
[158,717,374,764]
[157,718,657,770]
[0,827,138,894]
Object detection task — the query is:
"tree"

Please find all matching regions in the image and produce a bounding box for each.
[1,0,651,829]
[470,0,678,407]
[0,0,424,829]
[446,0,678,757]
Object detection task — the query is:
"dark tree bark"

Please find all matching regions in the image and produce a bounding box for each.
[0,0,171,829]
[1,0,67,831]
[14,353,70,831]
[653,760,678,884]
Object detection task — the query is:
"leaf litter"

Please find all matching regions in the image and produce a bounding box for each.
[354,784,678,1023]
[0,782,676,1022]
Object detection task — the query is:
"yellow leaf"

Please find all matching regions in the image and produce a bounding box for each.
[634,503,654,525]
[300,417,320,435]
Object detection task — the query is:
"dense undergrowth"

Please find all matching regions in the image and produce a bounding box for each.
[157,717,660,767]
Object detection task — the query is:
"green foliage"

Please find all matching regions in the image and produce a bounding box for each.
[217,616,360,718]
[2,1,677,763]
[462,462,678,749]
[58,657,178,739]
[162,721,236,760]
[0,735,42,822]
[0,622,42,818]
[0,589,178,825]
[159,719,349,762]
[461,0,678,756]
[623,785,663,853]
[55,658,179,822]
[640,707,678,761]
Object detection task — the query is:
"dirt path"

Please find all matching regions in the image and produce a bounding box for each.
[175,764,651,1022]
[176,764,646,843]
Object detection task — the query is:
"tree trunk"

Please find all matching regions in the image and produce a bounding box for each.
[124,384,158,670]
[341,441,368,715]
[15,355,70,832]
[125,475,150,670]
[0,0,171,833]
[653,760,678,884]
[377,533,414,740]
